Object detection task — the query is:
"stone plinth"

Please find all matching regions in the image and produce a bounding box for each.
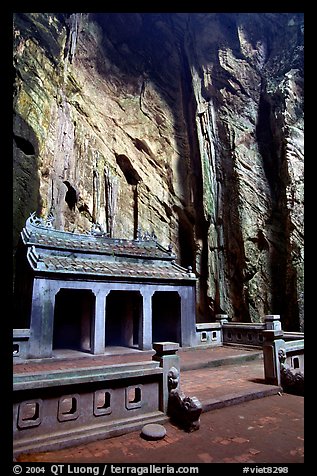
[263,329,285,386]
[152,342,180,413]
[265,315,282,331]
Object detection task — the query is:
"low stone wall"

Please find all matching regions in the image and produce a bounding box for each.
[278,339,304,395]
[13,342,179,457]
[195,322,222,347]
[13,329,30,359]
[194,314,282,349]
[283,339,304,372]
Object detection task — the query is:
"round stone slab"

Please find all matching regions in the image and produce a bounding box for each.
[141,423,166,440]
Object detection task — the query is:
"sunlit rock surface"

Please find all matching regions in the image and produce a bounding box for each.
[13,13,304,330]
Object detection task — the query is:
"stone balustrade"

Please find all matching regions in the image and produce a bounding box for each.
[194,314,282,349]
[262,325,304,387]
[222,322,265,347]
[193,315,304,391]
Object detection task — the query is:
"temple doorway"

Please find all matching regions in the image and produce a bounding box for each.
[105,291,142,348]
[152,291,181,344]
[53,289,95,352]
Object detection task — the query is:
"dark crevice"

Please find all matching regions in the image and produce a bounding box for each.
[256,92,280,200]
[173,205,195,270]
[174,17,211,320]
[63,181,78,211]
[220,122,250,321]
[115,154,141,186]
[115,154,141,239]
[13,134,36,156]
[133,185,139,240]
[268,152,300,331]
[255,86,301,331]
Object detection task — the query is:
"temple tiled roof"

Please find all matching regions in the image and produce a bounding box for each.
[21,213,174,260]
[22,213,196,282]
[26,248,192,280]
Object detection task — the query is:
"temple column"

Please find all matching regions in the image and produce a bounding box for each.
[28,278,57,359]
[139,289,154,350]
[179,286,197,347]
[91,289,109,354]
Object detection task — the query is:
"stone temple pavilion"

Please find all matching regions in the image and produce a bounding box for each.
[14,212,197,359]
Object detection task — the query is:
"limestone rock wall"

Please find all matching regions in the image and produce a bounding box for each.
[13,13,304,330]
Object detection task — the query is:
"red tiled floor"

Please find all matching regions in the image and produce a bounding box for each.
[16,393,304,464]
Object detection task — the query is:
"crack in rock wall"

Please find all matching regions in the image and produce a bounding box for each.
[13,12,304,330]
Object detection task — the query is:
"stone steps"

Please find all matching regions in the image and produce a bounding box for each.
[178,347,282,413]
[180,345,263,371]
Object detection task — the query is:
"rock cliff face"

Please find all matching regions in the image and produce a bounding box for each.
[13,13,304,330]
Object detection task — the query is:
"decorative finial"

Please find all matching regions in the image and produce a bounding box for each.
[187,266,195,277]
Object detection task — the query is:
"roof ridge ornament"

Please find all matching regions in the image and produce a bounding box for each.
[136,227,157,242]
[90,222,109,237]
[28,211,55,229]
[187,266,196,278]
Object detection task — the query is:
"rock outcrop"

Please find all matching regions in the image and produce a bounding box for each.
[13,13,304,330]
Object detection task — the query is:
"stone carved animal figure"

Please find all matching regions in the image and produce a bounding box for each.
[278,348,304,395]
[167,367,202,432]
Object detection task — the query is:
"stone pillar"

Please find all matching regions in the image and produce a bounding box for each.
[179,286,196,347]
[215,313,229,324]
[152,342,180,413]
[91,290,108,354]
[216,314,229,344]
[28,278,56,359]
[265,314,282,331]
[139,290,153,350]
[262,329,285,386]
